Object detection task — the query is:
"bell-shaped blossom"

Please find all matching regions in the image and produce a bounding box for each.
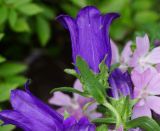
[49,79,101,120]
[0,87,95,131]
[108,68,133,99]
[129,34,160,72]
[131,69,160,119]
[57,6,119,72]
[111,40,133,71]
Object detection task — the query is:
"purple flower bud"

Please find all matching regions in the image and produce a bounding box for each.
[108,68,133,99]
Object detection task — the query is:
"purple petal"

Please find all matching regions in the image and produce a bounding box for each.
[0,110,31,131]
[111,40,119,65]
[109,68,133,99]
[63,116,77,129]
[10,89,63,130]
[0,110,59,131]
[147,96,160,115]
[49,92,72,106]
[57,6,119,72]
[132,104,151,119]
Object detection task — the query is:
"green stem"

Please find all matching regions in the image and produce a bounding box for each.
[103,102,121,128]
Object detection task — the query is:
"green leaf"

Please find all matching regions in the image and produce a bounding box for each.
[0,62,26,77]
[76,56,106,103]
[0,33,4,40]
[8,9,18,28]
[96,124,108,131]
[0,121,15,131]
[12,18,30,32]
[126,116,160,131]
[134,11,159,24]
[0,83,18,102]
[92,118,116,124]
[64,110,70,119]
[97,59,109,88]
[5,0,31,6]
[51,87,89,97]
[0,6,8,25]
[70,0,87,7]
[17,4,43,16]
[36,16,50,46]
[64,69,79,78]
[5,76,26,86]
[0,55,6,63]
[40,5,55,19]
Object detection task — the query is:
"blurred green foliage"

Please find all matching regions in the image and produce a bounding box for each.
[62,0,160,42]
[0,0,55,46]
[0,0,160,130]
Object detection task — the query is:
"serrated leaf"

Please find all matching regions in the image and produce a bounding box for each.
[92,117,116,124]
[76,56,106,103]
[97,59,109,88]
[0,6,8,25]
[13,18,30,32]
[0,62,26,77]
[17,4,43,16]
[8,9,18,28]
[126,116,160,131]
[36,16,50,46]
[96,124,108,131]
[51,87,89,97]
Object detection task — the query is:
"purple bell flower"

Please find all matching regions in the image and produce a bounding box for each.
[108,68,133,99]
[0,87,95,131]
[57,6,119,72]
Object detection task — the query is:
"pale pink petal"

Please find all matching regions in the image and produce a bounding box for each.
[156,64,160,73]
[136,34,150,57]
[111,40,119,65]
[147,96,160,115]
[145,47,160,64]
[132,104,151,119]
[73,79,83,91]
[129,52,139,67]
[89,112,102,120]
[131,69,152,90]
[49,92,72,106]
[129,34,150,67]
[73,79,83,101]
[147,73,160,95]
[121,41,132,64]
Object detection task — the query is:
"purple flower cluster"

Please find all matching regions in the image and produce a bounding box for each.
[0,88,95,131]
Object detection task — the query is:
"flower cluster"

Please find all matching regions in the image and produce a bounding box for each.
[1,6,160,131]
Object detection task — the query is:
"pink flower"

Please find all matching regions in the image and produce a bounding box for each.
[129,34,160,72]
[131,69,160,119]
[111,40,133,71]
[49,79,101,120]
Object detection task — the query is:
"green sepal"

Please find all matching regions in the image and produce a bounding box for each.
[96,59,109,88]
[96,124,108,131]
[92,117,116,124]
[76,56,106,103]
[126,116,160,131]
